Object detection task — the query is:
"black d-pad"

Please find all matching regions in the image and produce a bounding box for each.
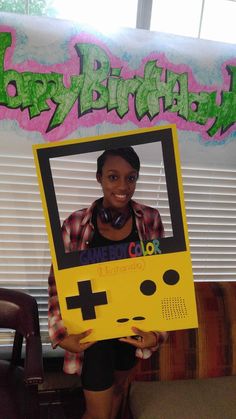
[66,280,108,320]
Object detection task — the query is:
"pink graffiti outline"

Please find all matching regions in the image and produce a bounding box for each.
[0,26,235,143]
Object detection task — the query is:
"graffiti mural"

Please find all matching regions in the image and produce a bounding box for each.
[0,14,235,144]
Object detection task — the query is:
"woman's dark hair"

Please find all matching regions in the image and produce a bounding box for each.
[96,147,140,176]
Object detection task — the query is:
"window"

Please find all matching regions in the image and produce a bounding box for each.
[200,0,236,44]
[150,0,236,45]
[1,0,236,44]
[150,0,203,38]
[51,0,138,29]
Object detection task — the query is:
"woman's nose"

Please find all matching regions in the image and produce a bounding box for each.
[117,177,128,189]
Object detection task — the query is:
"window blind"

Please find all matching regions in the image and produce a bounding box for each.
[0,148,235,352]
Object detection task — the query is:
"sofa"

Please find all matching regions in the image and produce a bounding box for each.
[127,281,236,419]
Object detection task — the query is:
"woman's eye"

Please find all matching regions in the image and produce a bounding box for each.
[108,175,118,181]
[127,175,137,183]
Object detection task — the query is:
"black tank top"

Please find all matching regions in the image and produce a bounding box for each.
[90,206,140,248]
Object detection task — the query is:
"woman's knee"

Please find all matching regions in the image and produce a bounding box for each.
[113,381,126,397]
[113,370,131,397]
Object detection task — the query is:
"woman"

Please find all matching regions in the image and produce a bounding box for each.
[48,147,168,419]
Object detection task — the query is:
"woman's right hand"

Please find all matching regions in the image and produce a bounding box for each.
[59,329,96,353]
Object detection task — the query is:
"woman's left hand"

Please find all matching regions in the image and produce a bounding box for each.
[119,326,158,349]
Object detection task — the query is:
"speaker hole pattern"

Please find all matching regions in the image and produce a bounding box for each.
[161,297,188,320]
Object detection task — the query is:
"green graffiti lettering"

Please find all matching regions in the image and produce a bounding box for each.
[164,71,189,119]
[49,74,84,131]
[207,91,236,136]
[116,78,141,117]
[188,92,214,125]
[21,73,58,118]
[75,43,109,114]
[4,69,24,108]
[107,67,121,111]
[154,67,178,116]
[207,66,236,135]
[0,32,12,104]
[0,32,235,138]
[135,61,163,119]
[135,64,189,121]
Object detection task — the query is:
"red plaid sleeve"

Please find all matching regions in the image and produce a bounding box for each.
[48,208,92,349]
[146,206,164,240]
[48,214,78,348]
[132,201,165,241]
[48,264,68,348]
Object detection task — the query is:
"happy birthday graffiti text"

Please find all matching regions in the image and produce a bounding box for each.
[0,32,235,136]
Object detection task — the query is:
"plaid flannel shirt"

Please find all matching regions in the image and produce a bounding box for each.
[48,199,166,374]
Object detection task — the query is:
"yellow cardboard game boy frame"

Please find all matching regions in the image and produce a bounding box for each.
[33,125,198,341]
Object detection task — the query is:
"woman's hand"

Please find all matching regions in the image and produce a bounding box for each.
[59,329,96,353]
[119,327,163,349]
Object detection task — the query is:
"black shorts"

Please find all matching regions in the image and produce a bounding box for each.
[81,339,137,391]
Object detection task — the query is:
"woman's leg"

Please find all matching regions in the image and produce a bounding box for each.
[81,340,136,419]
[110,369,133,419]
[81,340,115,419]
[82,369,132,419]
[82,386,114,419]
[109,340,137,418]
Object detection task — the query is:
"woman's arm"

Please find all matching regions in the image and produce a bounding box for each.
[48,264,96,351]
[48,214,96,351]
[48,264,68,348]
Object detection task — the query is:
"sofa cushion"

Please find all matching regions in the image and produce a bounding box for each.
[129,376,236,419]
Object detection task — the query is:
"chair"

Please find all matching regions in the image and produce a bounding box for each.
[0,288,44,419]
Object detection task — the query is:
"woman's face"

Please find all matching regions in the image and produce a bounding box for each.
[97,155,138,211]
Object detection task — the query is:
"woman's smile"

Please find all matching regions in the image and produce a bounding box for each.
[97,155,138,211]
[113,193,129,201]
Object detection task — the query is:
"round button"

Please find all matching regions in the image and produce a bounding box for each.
[140,280,157,296]
[163,269,180,285]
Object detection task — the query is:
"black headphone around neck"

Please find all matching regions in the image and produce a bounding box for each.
[97,201,132,229]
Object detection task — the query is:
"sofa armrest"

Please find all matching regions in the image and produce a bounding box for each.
[24,335,44,385]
